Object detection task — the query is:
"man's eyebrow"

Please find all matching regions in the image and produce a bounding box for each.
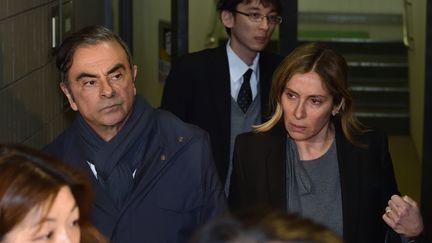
[107,63,126,75]
[74,63,126,82]
[75,72,98,82]
[247,6,277,13]
[247,7,261,11]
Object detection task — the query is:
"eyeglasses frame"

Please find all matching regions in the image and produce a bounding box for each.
[231,10,283,25]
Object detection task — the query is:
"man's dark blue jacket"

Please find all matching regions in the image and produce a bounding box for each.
[44,98,227,243]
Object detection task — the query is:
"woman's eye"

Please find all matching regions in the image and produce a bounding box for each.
[286,92,296,99]
[310,98,322,104]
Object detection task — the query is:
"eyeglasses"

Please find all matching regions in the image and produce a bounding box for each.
[231,10,283,25]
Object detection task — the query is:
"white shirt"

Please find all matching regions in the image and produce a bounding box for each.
[226,40,260,101]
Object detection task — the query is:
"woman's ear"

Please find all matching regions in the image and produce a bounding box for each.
[332,98,345,116]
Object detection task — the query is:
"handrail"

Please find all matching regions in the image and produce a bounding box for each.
[402,0,414,49]
[205,0,220,48]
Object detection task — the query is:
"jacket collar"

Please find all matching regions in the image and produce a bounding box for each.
[88,112,197,224]
[263,119,362,239]
[333,118,362,240]
[263,122,288,209]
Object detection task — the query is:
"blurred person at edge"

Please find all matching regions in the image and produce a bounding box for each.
[0,144,105,243]
[228,43,424,243]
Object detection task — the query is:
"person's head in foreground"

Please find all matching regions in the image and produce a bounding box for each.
[191,209,342,243]
[0,145,105,243]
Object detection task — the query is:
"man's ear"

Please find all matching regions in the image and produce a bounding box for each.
[132,65,137,95]
[60,82,78,111]
[133,65,138,81]
[221,10,234,29]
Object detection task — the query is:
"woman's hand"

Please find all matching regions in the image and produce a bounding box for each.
[383,194,424,237]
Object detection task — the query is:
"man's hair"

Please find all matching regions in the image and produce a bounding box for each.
[217,0,281,13]
[55,25,133,84]
[217,0,282,35]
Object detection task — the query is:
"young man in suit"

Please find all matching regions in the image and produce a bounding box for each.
[161,0,283,193]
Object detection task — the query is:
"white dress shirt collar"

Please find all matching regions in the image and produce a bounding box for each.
[226,40,260,100]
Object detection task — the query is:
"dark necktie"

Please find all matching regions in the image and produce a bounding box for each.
[237,68,253,113]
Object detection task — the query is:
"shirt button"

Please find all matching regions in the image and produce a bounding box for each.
[160,154,166,161]
[177,136,184,143]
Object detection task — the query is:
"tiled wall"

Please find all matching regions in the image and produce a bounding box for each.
[0,0,70,148]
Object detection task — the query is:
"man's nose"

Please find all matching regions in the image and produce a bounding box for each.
[258,16,270,30]
[100,79,115,98]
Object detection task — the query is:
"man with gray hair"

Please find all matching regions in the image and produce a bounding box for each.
[44,25,226,243]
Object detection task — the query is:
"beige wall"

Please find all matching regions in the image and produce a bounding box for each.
[407,0,426,158]
[133,0,216,107]
[132,0,169,108]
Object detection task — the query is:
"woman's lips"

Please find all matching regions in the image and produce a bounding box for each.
[289,123,306,133]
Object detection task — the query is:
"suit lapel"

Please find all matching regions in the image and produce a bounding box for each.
[259,53,271,119]
[265,123,287,210]
[207,46,232,183]
[210,46,231,118]
[335,126,361,241]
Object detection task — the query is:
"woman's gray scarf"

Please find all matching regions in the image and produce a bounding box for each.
[285,137,312,213]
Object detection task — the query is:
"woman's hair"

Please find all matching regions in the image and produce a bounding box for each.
[256,42,366,145]
[0,144,105,243]
[191,209,342,243]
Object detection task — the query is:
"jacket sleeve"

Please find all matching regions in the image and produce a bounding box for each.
[160,57,192,121]
[377,134,426,243]
[376,132,403,243]
[378,133,399,210]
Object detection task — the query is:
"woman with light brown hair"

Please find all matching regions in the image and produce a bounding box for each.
[0,145,105,243]
[228,43,424,242]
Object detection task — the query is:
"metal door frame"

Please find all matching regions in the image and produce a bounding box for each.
[421,0,432,239]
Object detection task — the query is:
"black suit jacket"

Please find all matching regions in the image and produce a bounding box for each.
[161,45,283,184]
[229,121,402,243]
